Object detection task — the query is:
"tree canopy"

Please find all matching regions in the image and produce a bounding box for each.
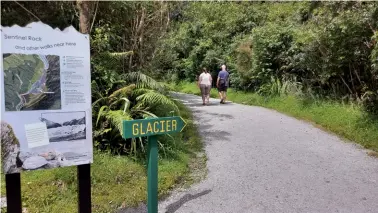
[151,2,378,114]
[2,1,378,123]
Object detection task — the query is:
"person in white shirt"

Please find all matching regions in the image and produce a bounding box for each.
[197,67,212,105]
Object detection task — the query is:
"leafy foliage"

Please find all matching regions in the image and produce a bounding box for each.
[153,2,378,114]
[92,71,179,155]
[124,72,167,92]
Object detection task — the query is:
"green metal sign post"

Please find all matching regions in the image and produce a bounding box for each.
[123,116,187,213]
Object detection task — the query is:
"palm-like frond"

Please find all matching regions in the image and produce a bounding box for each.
[92,97,107,107]
[105,110,133,137]
[121,98,131,113]
[96,105,109,126]
[132,88,153,96]
[136,90,179,113]
[92,66,184,155]
[109,84,136,99]
[124,72,166,91]
[132,109,158,118]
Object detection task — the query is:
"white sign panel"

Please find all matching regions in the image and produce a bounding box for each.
[1,22,92,174]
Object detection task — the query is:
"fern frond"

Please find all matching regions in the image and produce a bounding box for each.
[105,110,133,137]
[112,80,127,85]
[92,97,107,107]
[132,88,154,96]
[109,84,136,99]
[121,98,131,113]
[136,90,179,113]
[96,106,109,126]
[124,72,166,91]
[132,109,158,118]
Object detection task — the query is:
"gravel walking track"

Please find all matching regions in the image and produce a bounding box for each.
[158,92,378,213]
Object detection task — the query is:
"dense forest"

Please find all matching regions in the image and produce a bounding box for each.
[152,2,378,115]
[2,0,378,153]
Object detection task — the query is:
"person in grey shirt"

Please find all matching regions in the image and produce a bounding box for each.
[216,64,229,104]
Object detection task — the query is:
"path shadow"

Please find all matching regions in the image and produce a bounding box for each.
[208,112,234,119]
[201,130,231,141]
[164,189,212,213]
[190,109,203,114]
[197,124,213,131]
[185,102,208,107]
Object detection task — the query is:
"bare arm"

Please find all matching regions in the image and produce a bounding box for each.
[216,77,220,88]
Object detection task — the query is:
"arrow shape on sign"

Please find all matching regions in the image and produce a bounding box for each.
[178,116,187,132]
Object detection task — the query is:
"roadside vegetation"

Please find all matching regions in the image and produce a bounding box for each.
[155,3,378,118]
[154,2,378,154]
[171,82,378,154]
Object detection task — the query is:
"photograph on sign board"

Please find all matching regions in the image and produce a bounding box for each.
[2,114,92,173]
[3,53,61,111]
[40,111,86,143]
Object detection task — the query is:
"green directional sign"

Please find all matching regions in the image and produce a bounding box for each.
[122,116,187,139]
[122,116,187,213]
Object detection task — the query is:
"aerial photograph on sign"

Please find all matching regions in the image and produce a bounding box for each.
[3,53,61,111]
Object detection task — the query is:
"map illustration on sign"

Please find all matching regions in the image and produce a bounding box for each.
[3,53,61,111]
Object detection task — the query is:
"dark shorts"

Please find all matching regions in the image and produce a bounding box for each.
[218,85,228,92]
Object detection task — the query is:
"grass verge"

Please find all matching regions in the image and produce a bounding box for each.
[1,102,205,213]
[170,81,378,154]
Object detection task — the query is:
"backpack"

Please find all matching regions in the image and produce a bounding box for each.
[219,71,228,86]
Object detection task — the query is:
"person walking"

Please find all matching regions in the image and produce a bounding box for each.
[216,64,229,104]
[198,67,212,105]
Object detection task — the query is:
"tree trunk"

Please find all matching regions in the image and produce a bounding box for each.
[76,0,91,34]
[138,7,146,65]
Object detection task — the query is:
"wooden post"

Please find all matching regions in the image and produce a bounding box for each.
[5,173,22,213]
[78,164,91,213]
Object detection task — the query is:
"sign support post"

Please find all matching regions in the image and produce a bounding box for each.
[78,164,91,213]
[5,173,22,213]
[123,116,187,213]
[147,136,158,213]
